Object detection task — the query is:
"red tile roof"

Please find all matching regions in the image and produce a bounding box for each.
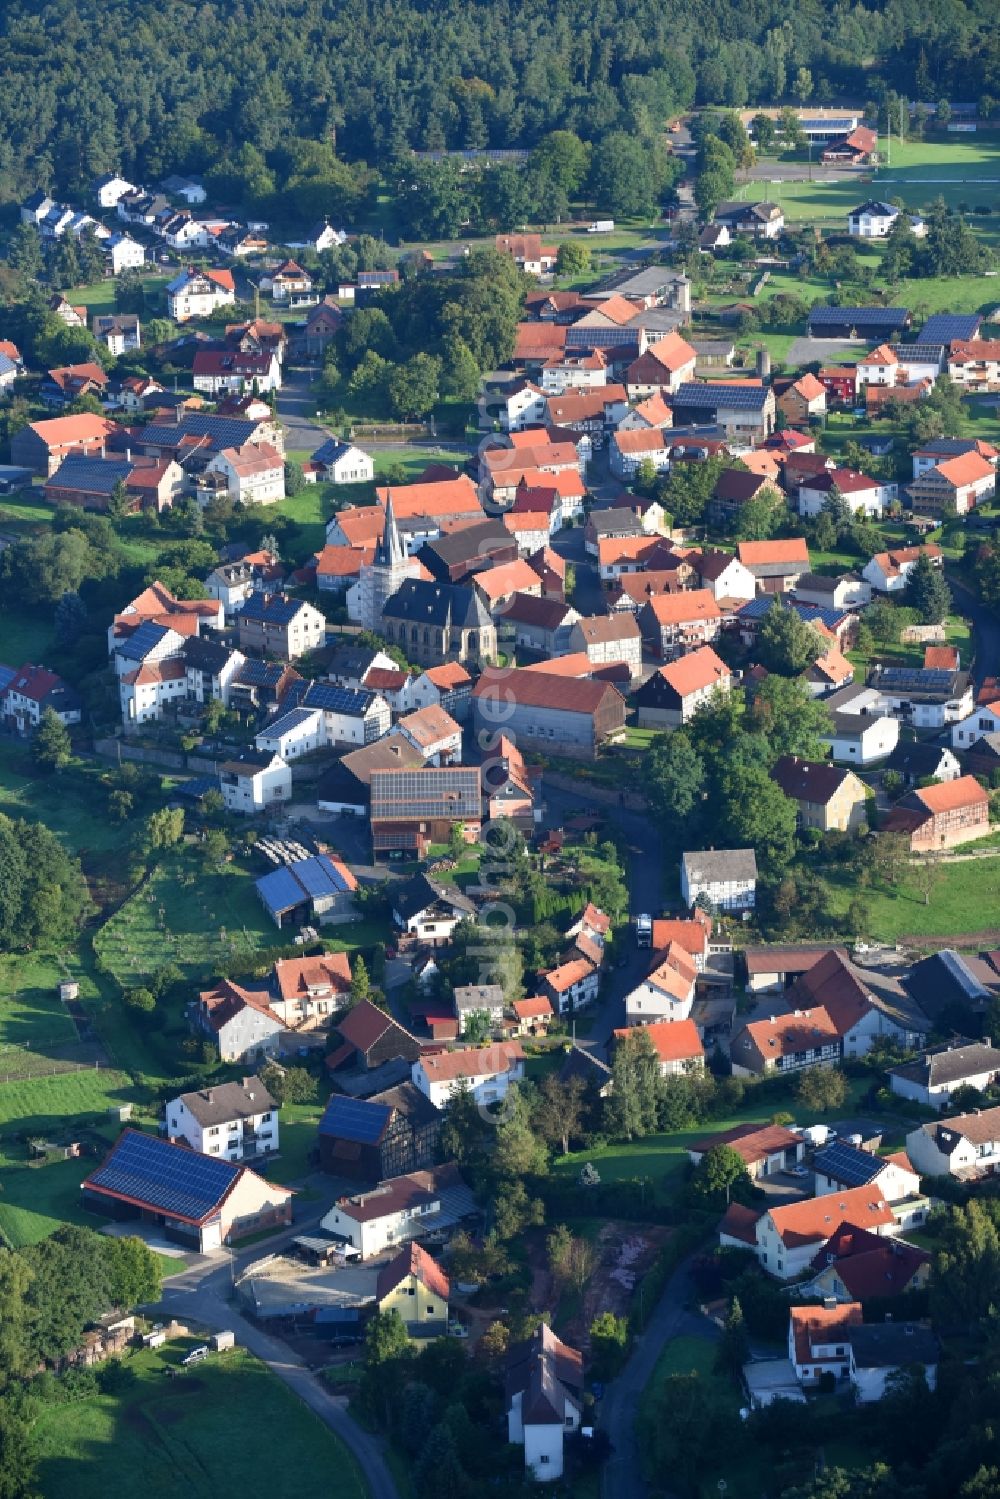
[769,1188,894,1249]
[790,1302,863,1363]
[376,1241,450,1303]
[657,645,731,699]
[614,1018,703,1064]
[418,1041,525,1083]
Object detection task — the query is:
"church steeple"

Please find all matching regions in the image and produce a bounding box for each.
[375,490,405,569]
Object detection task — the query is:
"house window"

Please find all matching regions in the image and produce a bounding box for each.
[539,1456,550,1465]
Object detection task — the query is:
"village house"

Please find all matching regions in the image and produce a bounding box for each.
[165,1076,279,1163]
[303,297,345,358]
[502,380,548,429]
[881,775,989,851]
[202,442,286,506]
[265,259,315,306]
[856,343,943,391]
[166,267,236,322]
[495,233,558,276]
[82,1129,293,1252]
[906,1102,1000,1178]
[568,613,643,677]
[326,999,422,1080]
[540,957,600,1016]
[755,1188,898,1280]
[671,380,776,440]
[788,1303,863,1387]
[713,200,785,238]
[396,703,463,765]
[821,684,900,765]
[798,466,895,519]
[219,750,292,814]
[639,590,722,659]
[404,661,474,720]
[12,412,119,476]
[609,427,672,479]
[412,1042,526,1108]
[391,873,476,942]
[0,664,81,735]
[315,1085,442,1181]
[710,471,784,530]
[792,572,871,611]
[693,549,757,603]
[812,1141,920,1202]
[500,594,580,656]
[623,942,697,1025]
[624,330,697,398]
[907,450,996,516]
[848,1323,939,1403]
[92,313,141,356]
[947,340,1000,392]
[890,1038,1000,1111]
[802,638,856,694]
[321,1163,474,1258]
[633,646,731,729]
[235,594,325,661]
[736,538,810,595]
[863,544,943,594]
[776,373,827,424]
[848,200,926,238]
[770,756,869,833]
[376,1242,450,1337]
[802,1223,930,1304]
[453,984,506,1036]
[192,348,281,397]
[613,1018,705,1076]
[681,848,757,913]
[506,1324,583,1482]
[510,996,555,1036]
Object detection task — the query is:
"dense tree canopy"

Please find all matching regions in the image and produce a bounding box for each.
[0,813,92,952]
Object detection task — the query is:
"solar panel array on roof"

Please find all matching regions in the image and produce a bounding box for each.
[303,682,376,716]
[176,775,221,800]
[918,313,981,343]
[370,768,482,820]
[294,854,351,898]
[256,864,309,917]
[565,325,640,348]
[809,306,910,330]
[261,706,320,737]
[318,1094,392,1143]
[740,596,848,630]
[234,657,284,687]
[116,621,172,660]
[878,667,960,693]
[176,413,259,446]
[673,383,770,411]
[813,1141,884,1188]
[0,664,16,694]
[88,1130,239,1221]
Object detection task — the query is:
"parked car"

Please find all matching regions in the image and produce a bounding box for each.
[182,1345,209,1366]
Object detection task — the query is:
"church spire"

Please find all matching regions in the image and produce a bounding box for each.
[376,490,405,569]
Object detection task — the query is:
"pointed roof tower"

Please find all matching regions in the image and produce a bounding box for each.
[375,491,405,569]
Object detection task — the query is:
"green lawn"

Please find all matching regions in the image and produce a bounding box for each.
[825,855,1000,944]
[848,614,972,674]
[0,1154,109,1248]
[63,274,171,318]
[33,1342,369,1499]
[93,853,284,990]
[0,612,57,671]
[553,1076,871,1190]
[0,953,78,1064]
[0,744,132,861]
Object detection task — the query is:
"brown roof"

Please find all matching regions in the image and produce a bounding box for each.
[574,614,641,644]
[771,755,858,807]
[650,914,711,956]
[472,666,623,715]
[737,1006,840,1062]
[513,324,568,360]
[314,544,374,577]
[645,330,697,374]
[423,662,472,689]
[376,1241,450,1303]
[543,957,598,993]
[336,1163,465,1223]
[398,703,462,748]
[743,944,848,976]
[614,428,668,455]
[924,645,960,670]
[546,385,627,425]
[512,996,555,1020]
[691,1121,802,1165]
[418,1041,525,1083]
[336,998,419,1057]
[718,1202,761,1245]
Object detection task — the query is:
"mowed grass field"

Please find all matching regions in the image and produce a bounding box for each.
[33,1342,369,1499]
[0,742,131,860]
[824,855,1000,944]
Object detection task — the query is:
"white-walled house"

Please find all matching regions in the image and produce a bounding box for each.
[755,1188,897,1280]
[812,1142,920,1203]
[789,1303,863,1387]
[312,437,375,485]
[799,467,895,519]
[507,1325,584,1482]
[219,750,291,813]
[848,201,925,239]
[165,1077,279,1163]
[681,849,757,913]
[848,1325,938,1403]
[623,944,697,1025]
[255,706,325,761]
[412,1042,525,1108]
[320,1165,471,1258]
[890,1039,1000,1111]
[863,545,942,595]
[906,1104,1000,1177]
[952,700,1000,748]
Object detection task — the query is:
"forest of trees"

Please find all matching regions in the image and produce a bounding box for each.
[0,0,997,210]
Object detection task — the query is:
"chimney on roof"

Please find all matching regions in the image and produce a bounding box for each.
[206,1089,214,1103]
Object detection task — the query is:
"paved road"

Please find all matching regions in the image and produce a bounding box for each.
[276,366,330,456]
[600,1257,717,1499]
[949,577,1000,685]
[156,1224,399,1499]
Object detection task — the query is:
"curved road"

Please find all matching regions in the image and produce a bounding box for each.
[156,1230,399,1499]
[948,576,1000,685]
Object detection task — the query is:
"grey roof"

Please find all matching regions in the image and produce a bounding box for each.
[392,872,476,923]
[890,1036,1000,1089]
[454,984,504,1013]
[559,1044,612,1091]
[596,267,690,299]
[182,636,234,674]
[588,507,644,537]
[794,571,859,595]
[381,578,492,632]
[173,1076,276,1127]
[885,741,957,777]
[682,848,757,884]
[420,519,511,577]
[847,1323,939,1369]
[902,952,994,1023]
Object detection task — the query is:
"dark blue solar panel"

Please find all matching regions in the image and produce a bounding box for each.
[809,306,910,328]
[318,1095,392,1143]
[89,1131,239,1220]
[240,594,299,624]
[814,1142,883,1187]
[673,383,769,411]
[290,855,336,898]
[262,707,319,737]
[236,658,283,687]
[256,864,308,915]
[117,621,170,659]
[303,682,374,715]
[919,313,981,343]
[0,664,16,694]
